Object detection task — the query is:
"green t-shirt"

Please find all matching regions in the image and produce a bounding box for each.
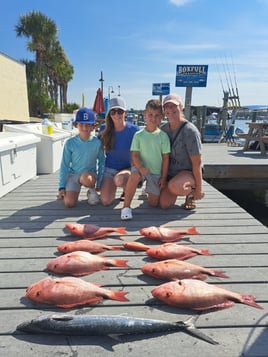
[130,128,170,175]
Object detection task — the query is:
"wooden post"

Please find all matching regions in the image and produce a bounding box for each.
[184,87,192,121]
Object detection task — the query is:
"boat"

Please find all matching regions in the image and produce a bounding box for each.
[202,112,222,143]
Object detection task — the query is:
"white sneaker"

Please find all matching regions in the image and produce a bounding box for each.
[87,188,99,205]
[121,207,132,220]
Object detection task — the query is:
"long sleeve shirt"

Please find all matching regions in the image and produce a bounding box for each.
[58,134,105,189]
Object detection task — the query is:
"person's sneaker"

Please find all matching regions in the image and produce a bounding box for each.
[87,188,99,205]
[121,207,132,220]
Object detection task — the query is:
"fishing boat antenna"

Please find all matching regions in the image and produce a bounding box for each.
[231,56,241,108]
[215,57,225,93]
[225,56,239,108]
[222,61,234,108]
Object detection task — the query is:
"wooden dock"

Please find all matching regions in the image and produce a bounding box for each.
[0,144,268,357]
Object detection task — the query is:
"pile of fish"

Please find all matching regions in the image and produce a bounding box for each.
[18,221,263,343]
[25,223,130,308]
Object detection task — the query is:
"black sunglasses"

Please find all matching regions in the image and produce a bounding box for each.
[110,109,125,115]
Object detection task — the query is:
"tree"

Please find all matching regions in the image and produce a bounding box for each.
[15,11,74,115]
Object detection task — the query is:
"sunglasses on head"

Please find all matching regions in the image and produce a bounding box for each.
[110,109,125,115]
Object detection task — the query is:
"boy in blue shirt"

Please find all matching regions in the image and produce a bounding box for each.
[58,108,105,207]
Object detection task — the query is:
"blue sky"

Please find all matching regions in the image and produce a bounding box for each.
[2,0,268,110]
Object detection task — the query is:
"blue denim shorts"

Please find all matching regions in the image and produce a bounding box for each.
[103,167,131,179]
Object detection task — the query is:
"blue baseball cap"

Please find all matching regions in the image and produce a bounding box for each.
[75,108,96,124]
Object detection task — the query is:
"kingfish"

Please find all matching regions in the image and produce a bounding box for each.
[16,313,218,345]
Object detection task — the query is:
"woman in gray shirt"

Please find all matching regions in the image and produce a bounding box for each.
[159,93,204,210]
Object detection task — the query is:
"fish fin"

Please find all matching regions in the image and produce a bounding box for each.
[240,294,264,310]
[191,274,208,280]
[57,297,103,308]
[182,315,219,345]
[193,301,235,311]
[112,259,129,268]
[91,282,104,287]
[83,224,99,234]
[72,271,98,276]
[115,227,128,235]
[161,236,185,243]
[109,291,129,302]
[107,334,122,341]
[200,249,212,256]
[51,315,74,321]
[212,270,229,279]
[187,226,200,235]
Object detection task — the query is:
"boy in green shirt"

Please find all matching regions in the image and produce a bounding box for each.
[121,99,170,220]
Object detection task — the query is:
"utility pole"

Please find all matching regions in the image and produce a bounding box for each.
[99,71,104,93]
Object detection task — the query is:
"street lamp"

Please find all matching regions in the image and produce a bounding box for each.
[108,86,114,100]
[118,85,121,96]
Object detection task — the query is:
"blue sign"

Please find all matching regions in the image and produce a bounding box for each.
[175,65,208,87]
[152,83,170,95]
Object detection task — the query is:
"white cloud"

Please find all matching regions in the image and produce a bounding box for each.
[169,0,194,6]
[147,40,219,52]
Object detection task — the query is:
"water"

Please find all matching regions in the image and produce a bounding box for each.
[222,189,268,227]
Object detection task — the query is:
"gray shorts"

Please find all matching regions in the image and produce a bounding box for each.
[144,173,161,196]
[103,167,131,179]
[65,173,97,192]
[131,167,160,196]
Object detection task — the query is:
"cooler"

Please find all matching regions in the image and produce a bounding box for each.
[3,123,71,174]
[0,132,40,198]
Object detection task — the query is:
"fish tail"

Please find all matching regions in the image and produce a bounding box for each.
[241,294,264,310]
[57,247,65,252]
[200,249,212,256]
[183,315,219,345]
[113,259,129,268]
[187,226,200,235]
[213,270,229,278]
[109,290,129,302]
[115,227,128,235]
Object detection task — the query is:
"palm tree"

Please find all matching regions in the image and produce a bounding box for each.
[16,11,57,71]
[15,11,74,114]
[45,40,74,111]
